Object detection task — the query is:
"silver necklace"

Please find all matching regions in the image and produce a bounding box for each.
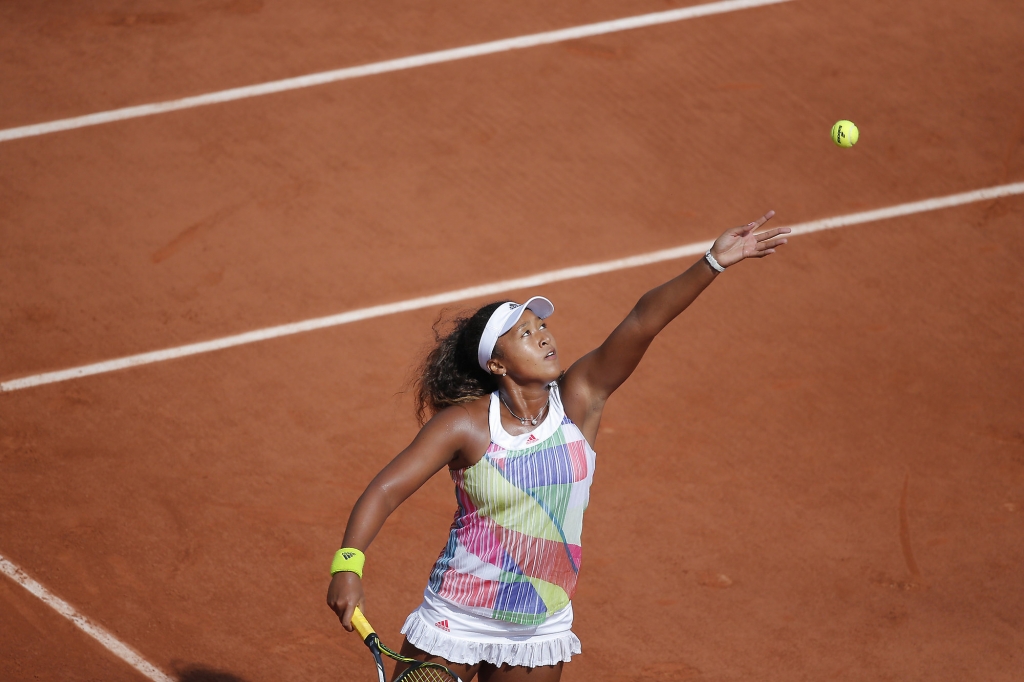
[499,393,549,426]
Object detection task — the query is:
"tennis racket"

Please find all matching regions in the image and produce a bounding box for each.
[351,607,464,682]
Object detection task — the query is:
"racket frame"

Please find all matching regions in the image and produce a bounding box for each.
[351,607,463,682]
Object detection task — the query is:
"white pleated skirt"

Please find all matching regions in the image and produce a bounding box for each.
[400,589,582,668]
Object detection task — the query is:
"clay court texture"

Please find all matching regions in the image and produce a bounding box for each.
[1,0,1022,680]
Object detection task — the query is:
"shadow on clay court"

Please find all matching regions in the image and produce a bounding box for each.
[172,663,250,682]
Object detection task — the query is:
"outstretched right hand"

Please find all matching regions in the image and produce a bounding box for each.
[326,571,365,632]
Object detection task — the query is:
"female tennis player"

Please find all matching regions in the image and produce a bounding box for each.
[328,211,788,681]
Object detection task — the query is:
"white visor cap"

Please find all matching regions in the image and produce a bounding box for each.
[477,296,555,372]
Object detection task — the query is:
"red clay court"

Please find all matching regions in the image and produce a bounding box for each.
[1,1,1022,680]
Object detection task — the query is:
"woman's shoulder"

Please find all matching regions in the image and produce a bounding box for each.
[429,393,491,432]
[429,394,492,469]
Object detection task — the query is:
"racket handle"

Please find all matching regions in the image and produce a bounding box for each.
[351,606,376,641]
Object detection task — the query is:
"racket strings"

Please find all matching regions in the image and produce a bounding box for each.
[397,665,460,682]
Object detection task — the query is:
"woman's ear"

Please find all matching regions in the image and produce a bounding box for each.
[486,358,507,377]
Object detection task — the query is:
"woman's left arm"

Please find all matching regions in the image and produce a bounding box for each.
[563,211,788,419]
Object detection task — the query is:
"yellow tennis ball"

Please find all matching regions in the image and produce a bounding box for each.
[831,120,859,148]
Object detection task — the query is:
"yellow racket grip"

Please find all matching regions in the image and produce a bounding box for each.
[351,606,376,641]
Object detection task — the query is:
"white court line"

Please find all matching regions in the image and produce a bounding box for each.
[0,0,792,143]
[0,554,174,682]
[3,181,1022,394]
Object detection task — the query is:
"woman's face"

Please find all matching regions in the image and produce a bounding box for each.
[491,310,561,383]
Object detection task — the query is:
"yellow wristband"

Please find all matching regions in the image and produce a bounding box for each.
[330,548,365,577]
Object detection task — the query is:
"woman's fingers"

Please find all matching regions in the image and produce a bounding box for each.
[754,226,791,242]
[733,222,756,238]
[752,237,788,255]
[736,210,776,238]
[341,603,355,632]
[756,236,789,249]
[752,210,775,228]
[330,599,357,630]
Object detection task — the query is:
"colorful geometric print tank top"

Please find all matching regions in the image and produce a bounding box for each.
[427,384,597,625]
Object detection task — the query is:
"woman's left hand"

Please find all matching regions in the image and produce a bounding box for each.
[709,210,790,268]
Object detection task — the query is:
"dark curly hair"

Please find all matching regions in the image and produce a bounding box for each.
[414,301,508,425]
